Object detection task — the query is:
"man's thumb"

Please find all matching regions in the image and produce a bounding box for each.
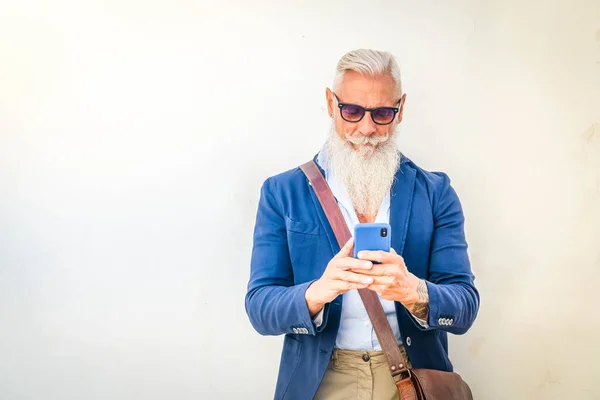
[337,237,354,257]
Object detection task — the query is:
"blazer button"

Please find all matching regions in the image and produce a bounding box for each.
[406,337,411,346]
[293,328,298,334]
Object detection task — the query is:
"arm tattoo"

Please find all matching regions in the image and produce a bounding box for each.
[408,280,429,320]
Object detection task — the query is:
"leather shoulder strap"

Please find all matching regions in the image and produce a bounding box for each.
[299,160,411,380]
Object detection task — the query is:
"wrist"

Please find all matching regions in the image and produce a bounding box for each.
[405,279,430,320]
[305,280,326,317]
[408,286,421,305]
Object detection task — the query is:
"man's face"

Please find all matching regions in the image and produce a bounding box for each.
[326,71,406,157]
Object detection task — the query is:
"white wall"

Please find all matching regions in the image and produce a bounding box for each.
[1,0,599,399]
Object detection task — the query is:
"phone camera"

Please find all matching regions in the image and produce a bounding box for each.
[381,228,388,237]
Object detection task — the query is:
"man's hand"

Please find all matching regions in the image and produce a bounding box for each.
[353,248,430,320]
[304,237,374,316]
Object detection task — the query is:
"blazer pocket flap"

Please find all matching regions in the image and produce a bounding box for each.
[284,216,320,235]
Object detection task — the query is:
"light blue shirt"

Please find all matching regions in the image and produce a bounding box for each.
[312,151,402,351]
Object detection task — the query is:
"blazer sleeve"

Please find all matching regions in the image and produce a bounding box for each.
[413,173,480,334]
[245,177,320,336]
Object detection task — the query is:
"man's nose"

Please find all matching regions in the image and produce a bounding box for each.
[356,113,377,136]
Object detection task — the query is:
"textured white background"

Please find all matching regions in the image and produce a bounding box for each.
[1,0,599,399]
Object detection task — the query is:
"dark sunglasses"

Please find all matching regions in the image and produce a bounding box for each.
[333,93,401,125]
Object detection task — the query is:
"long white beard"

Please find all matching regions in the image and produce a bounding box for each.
[323,123,401,218]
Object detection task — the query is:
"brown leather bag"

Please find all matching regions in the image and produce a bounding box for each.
[300,160,473,400]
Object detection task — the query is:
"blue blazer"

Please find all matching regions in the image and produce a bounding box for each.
[245,155,480,400]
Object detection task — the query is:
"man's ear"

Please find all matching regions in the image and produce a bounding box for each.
[325,88,335,118]
[397,93,407,123]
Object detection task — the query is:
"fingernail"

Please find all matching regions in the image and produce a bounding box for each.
[357,251,364,258]
[364,262,372,269]
[365,277,373,284]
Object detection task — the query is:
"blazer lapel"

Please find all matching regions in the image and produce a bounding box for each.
[390,157,417,256]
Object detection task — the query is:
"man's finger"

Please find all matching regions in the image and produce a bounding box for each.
[367,284,387,293]
[367,275,396,285]
[349,263,402,276]
[357,250,403,264]
[335,237,354,258]
[332,257,372,271]
[333,271,374,285]
[335,280,370,292]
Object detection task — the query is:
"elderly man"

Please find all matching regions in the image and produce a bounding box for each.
[245,49,479,400]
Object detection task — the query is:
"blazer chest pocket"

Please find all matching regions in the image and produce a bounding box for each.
[284,217,324,283]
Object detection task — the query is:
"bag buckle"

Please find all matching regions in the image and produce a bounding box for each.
[391,365,411,383]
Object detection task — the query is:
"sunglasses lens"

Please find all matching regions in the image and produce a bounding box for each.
[372,108,396,124]
[341,104,364,122]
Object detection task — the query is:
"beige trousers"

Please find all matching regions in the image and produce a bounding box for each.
[313,346,411,400]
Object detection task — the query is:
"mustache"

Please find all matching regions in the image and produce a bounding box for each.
[345,133,390,146]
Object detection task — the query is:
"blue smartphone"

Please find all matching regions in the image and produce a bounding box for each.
[353,223,391,262]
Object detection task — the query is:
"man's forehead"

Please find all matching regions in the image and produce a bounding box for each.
[336,72,398,105]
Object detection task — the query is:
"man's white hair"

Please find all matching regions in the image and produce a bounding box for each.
[333,49,403,97]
